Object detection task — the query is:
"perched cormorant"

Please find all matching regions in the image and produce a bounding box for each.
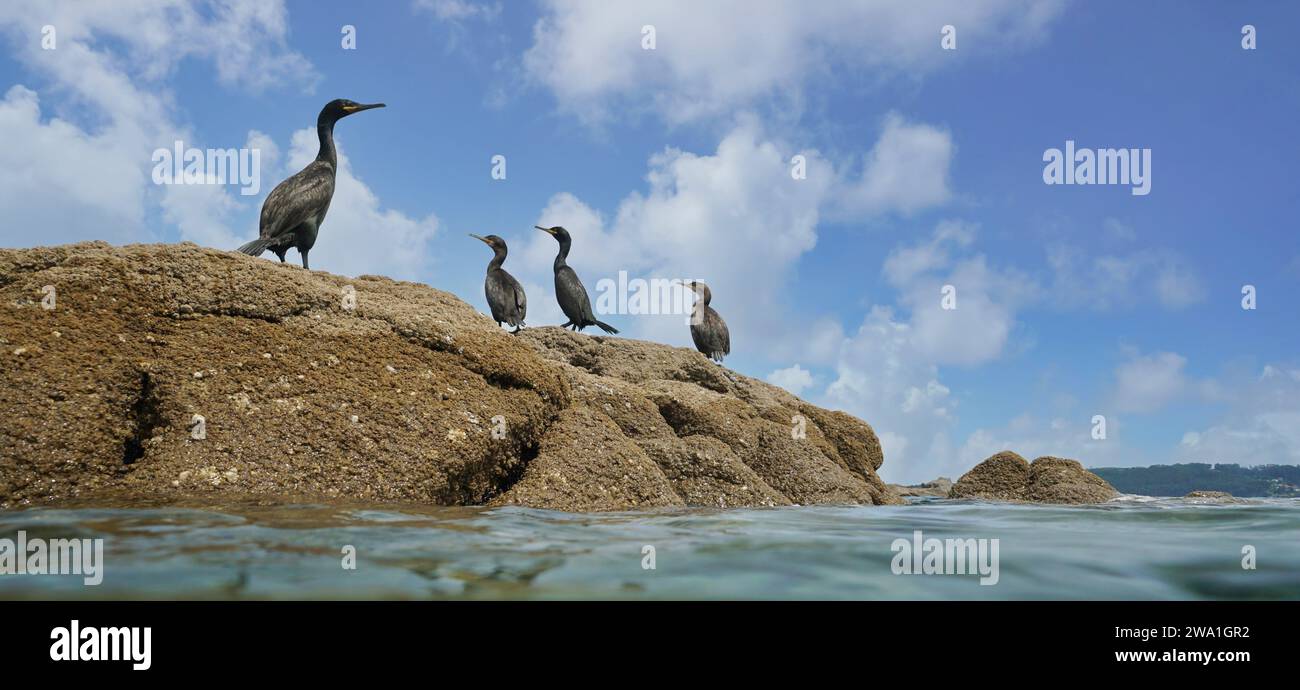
[236,99,385,269]
[688,280,730,362]
[469,233,527,332]
[535,225,618,334]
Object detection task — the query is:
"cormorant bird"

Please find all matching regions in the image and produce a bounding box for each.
[535,225,618,334]
[469,233,526,332]
[236,99,385,269]
[688,280,730,362]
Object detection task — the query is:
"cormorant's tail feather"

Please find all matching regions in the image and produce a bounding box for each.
[236,237,274,256]
[593,320,619,335]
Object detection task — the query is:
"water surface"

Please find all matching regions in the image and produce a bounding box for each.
[2,496,1297,599]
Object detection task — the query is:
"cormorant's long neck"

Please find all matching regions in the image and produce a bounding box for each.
[488,246,507,272]
[316,119,337,168]
[553,239,571,270]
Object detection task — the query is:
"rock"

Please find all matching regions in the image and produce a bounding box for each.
[948,451,1030,501]
[890,476,953,497]
[0,242,902,511]
[949,452,1117,504]
[1184,490,1233,499]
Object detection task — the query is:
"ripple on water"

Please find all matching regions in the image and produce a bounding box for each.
[0,497,1297,600]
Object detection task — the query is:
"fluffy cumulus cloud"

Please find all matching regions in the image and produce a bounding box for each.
[524,0,1065,124]
[881,221,1036,366]
[0,0,315,248]
[809,222,1041,481]
[0,0,433,280]
[833,114,954,217]
[515,112,955,351]
[767,364,815,397]
[822,307,957,482]
[0,85,147,245]
[516,116,836,348]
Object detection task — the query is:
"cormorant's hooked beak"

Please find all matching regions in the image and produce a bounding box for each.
[343,102,385,114]
[468,233,491,245]
[534,225,555,235]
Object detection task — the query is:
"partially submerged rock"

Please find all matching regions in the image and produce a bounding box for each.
[0,242,902,511]
[1184,490,1233,499]
[949,452,1117,504]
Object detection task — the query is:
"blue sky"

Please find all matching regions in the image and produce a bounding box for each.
[1,1,1296,482]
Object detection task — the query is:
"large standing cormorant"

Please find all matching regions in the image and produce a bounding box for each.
[688,280,730,362]
[469,233,527,332]
[236,99,385,269]
[535,225,618,334]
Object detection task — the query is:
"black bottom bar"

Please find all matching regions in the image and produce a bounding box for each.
[5,600,1288,678]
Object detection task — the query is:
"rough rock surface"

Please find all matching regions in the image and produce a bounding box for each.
[890,477,953,497]
[0,242,902,511]
[949,452,1117,504]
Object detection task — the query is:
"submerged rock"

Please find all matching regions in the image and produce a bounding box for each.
[0,242,902,511]
[949,451,1117,504]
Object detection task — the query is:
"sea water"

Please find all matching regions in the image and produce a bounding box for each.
[1,496,1297,600]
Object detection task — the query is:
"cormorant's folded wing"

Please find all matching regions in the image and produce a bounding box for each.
[259,164,334,239]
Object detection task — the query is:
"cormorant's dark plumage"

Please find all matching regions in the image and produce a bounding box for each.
[536,225,618,334]
[470,233,526,332]
[236,99,385,269]
[688,281,730,362]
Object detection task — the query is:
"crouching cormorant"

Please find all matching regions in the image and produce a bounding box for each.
[470,233,526,332]
[535,225,618,334]
[236,99,385,269]
[688,280,730,362]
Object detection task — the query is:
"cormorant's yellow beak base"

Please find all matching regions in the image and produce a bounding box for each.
[535,225,554,234]
[469,233,491,244]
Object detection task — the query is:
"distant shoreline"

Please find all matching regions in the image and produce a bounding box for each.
[1092,463,1300,498]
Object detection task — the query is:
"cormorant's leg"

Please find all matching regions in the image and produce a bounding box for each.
[512,325,522,334]
[560,320,573,329]
[300,250,310,270]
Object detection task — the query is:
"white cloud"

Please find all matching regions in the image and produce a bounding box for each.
[1112,351,1189,414]
[4,0,316,92]
[0,0,317,248]
[822,306,957,482]
[518,114,954,351]
[0,85,146,246]
[834,114,954,217]
[524,0,1065,124]
[1175,365,1300,466]
[882,222,1036,366]
[767,364,815,396]
[518,116,836,348]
